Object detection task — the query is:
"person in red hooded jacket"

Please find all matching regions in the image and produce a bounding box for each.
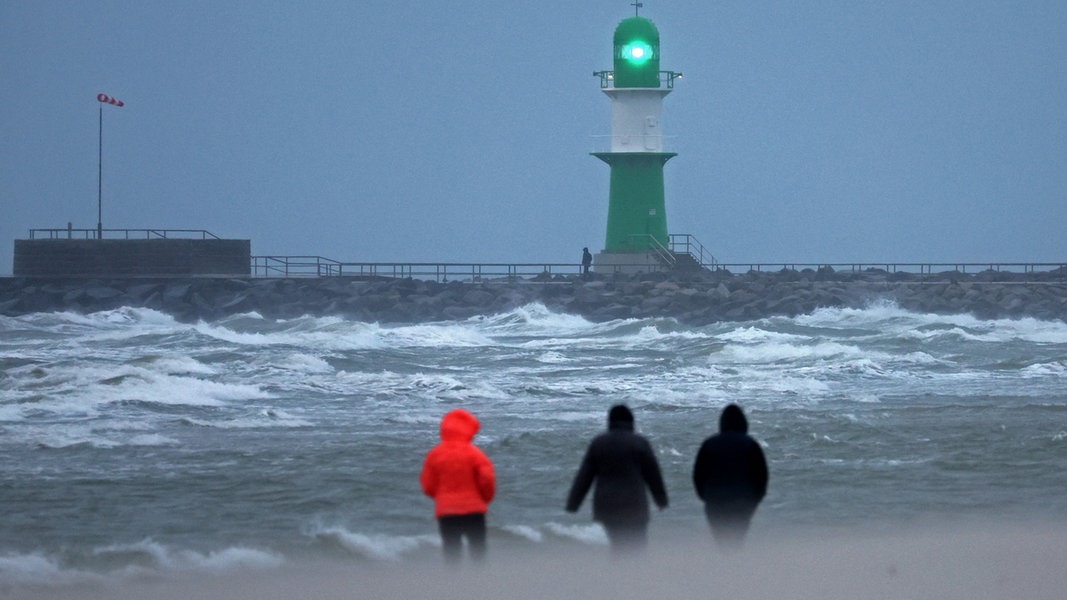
[420,408,496,562]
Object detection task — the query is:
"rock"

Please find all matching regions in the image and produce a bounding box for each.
[462,289,495,306]
[1,271,1065,324]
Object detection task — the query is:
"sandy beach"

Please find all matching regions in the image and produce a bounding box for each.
[10,521,1066,600]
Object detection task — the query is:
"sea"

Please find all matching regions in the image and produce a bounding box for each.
[2,300,1066,594]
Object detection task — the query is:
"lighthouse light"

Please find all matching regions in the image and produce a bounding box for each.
[621,41,653,64]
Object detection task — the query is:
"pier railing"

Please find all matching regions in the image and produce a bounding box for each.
[618,234,676,267]
[250,256,1066,282]
[724,263,1067,275]
[251,257,590,281]
[29,228,221,240]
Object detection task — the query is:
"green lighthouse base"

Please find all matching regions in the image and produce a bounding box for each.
[593,152,676,254]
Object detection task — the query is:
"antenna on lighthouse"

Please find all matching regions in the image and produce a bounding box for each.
[632,2,643,16]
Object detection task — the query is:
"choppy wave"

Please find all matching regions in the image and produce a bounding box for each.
[0,520,616,590]
[2,300,1066,590]
[90,539,284,573]
[308,525,434,561]
[0,540,283,588]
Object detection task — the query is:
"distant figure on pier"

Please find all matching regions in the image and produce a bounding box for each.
[420,408,496,563]
[566,404,669,554]
[692,404,768,549]
[581,247,593,275]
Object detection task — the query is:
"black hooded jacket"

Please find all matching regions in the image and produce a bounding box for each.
[566,411,669,526]
[692,405,768,507]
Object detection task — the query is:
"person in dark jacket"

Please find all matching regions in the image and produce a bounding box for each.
[566,404,669,553]
[692,404,768,548]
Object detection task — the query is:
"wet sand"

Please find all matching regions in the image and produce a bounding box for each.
[12,522,1067,600]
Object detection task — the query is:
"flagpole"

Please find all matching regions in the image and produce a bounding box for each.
[97,104,103,240]
[95,93,123,240]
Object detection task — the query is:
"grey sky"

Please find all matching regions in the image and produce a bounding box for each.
[3,1,1065,275]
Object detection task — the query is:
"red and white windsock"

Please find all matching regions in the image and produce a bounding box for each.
[97,93,124,107]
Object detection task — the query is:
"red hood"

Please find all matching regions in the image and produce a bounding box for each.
[440,409,480,443]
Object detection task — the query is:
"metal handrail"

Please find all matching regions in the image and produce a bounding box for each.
[249,256,1067,282]
[250,258,667,282]
[714,263,1067,275]
[623,234,676,266]
[594,70,683,89]
[251,256,343,278]
[669,234,718,267]
[29,228,221,240]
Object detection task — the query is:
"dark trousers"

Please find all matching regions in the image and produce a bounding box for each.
[705,502,757,549]
[603,522,648,555]
[438,512,487,562]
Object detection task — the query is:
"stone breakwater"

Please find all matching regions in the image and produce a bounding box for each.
[2,268,1066,324]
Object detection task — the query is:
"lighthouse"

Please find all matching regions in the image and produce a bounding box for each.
[592,11,681,273]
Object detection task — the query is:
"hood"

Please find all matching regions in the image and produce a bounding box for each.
[719,404,748,434]
[440,408,480,443]
[608,404,635,431]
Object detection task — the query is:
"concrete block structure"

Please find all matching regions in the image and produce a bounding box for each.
[13,238,250,277]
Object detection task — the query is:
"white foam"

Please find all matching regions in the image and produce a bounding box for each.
[183,408,312,429]
[152,355,216,376]
[93,539,283,572]
[181,546,285,572]
[1021,361,1067,377]
[388,412,443,426]
[991,316,1067,344]
[510,409,604,423]
[195,314,506,351]
[766,375,833,396]
[501,525,544,543]
[384,323,496,348]
[336,370,508,403]
[193,322,296,347]
[45,308,185,343]
[34,431,120,449]
[146,375,266,404]
[795,300,919,328]
[126,433,179,447]
[717,340,868,364]
[310,526,428,561]
[799,302,1067,345]
[718,326,807,344]
[0,552,96,586]
[0,540,283,588]
[276,353,334,374]
[16,424,179,450]
[478,303,595,335]
[535,351,570,364]
[0,360,270,422]
[544,522,609,545]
